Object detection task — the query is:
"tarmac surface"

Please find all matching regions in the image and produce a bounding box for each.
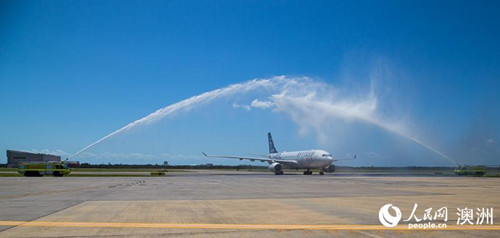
[0,170,499,237]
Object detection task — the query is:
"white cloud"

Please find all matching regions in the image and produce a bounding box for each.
[250,99,274,109]
[232,102,251,111]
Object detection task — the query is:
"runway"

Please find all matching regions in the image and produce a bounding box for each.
[0,170,498,237]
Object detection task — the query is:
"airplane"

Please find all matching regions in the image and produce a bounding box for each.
[202,132,355,175]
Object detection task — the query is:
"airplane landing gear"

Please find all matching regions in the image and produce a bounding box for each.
[275,171,284,175]
[303,169,312,175]
[319,171,324,175]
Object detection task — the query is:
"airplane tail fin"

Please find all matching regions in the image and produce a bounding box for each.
[268,132,278,154]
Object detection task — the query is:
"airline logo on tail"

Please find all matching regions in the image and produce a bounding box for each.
[268,132,278,154]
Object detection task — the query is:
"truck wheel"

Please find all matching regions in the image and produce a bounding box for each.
[53,171,63,177]
[26,171,40,177]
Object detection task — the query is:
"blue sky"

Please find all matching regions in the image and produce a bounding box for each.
[1,0,499,166]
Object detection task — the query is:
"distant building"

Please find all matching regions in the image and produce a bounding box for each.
[6,150,61,167]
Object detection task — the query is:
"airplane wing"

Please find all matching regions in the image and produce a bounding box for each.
[333,155,357,162]
[247,152,269,157]
[202,152,299,165]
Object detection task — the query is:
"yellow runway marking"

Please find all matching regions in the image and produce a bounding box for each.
[0,221,499,231]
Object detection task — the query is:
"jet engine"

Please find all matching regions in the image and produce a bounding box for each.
[268,162,283,173]
[323,164,335,173]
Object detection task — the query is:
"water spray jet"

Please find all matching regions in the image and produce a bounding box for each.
[68,76,458,166]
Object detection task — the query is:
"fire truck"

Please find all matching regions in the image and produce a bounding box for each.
[454,165,487,176]
[18,161,71,177]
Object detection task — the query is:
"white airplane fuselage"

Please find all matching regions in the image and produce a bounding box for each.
[202,132,343,175]
[270,150,334,169]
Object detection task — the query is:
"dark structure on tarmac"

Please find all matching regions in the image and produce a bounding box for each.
[6,150,61,167]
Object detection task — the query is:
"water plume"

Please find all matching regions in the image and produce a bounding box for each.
[270,92,459,165]
[68,76,458,165]
[68,77,290,159]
